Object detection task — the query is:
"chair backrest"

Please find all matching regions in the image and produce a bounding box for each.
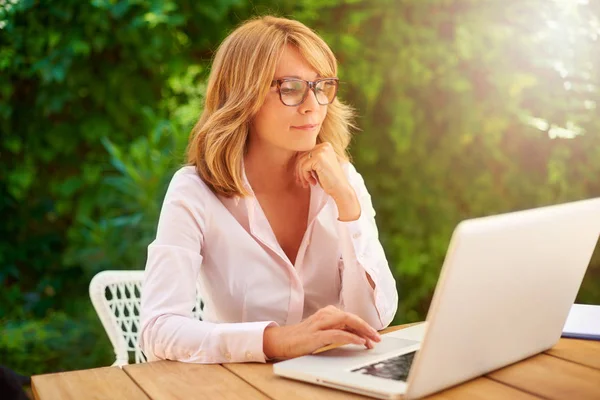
[89,270,204,366]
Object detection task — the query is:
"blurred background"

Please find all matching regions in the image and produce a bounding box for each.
[1,0,599,376]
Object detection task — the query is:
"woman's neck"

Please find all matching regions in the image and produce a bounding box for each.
[244,142,300,195]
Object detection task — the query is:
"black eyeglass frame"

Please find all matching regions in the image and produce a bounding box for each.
[270,77,339,107]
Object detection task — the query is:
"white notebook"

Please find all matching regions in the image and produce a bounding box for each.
[562,303,600,340]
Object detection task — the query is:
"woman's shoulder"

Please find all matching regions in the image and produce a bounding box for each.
[340,161,363,183]
[339,161,372,198]
[172,164,203,181]
[340,161,357,174]
[165,165,215,202]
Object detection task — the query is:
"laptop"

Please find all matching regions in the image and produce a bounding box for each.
[274,198,600,399]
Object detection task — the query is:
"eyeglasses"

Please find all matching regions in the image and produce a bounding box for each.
[271,78,339,107]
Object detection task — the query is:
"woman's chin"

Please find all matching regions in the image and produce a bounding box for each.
[294,143,317,153]
[292,136,318,152]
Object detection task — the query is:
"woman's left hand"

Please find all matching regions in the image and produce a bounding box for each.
[295,142,361,221]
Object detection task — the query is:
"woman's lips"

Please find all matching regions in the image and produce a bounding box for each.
[292,124,319,130]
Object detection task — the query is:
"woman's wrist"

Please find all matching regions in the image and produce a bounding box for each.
[263,325,280,359]
[333,184,361,221]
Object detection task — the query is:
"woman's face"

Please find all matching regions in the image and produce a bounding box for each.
[249,45,329,154]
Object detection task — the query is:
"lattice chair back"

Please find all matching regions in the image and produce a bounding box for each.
[89,270,204,366]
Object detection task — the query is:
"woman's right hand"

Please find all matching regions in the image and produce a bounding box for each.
[262,305,382,360]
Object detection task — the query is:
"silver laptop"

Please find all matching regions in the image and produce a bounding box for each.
[274,198,600,399]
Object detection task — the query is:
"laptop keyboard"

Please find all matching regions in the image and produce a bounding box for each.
[351,351,417,381]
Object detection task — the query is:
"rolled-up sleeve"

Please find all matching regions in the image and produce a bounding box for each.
[140,171,277,364]
[336,164,398,330]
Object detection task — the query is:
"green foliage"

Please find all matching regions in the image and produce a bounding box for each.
[64,106,194,275]
[1,0,228,319]
[0,310,113,376]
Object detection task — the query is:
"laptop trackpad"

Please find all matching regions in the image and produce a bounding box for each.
[312,337,420,366]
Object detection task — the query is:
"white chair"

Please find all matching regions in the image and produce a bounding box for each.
[89,270,204,366]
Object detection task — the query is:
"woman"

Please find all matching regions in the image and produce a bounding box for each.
[140,15,398,364]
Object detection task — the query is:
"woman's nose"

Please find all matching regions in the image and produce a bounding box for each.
[299,88,320,113]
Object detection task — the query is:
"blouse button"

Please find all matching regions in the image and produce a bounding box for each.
[225,351,232,361]
[245,351,253,360]
[352,232,361,239]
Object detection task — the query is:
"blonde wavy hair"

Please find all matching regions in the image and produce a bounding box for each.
[187,15,356,198]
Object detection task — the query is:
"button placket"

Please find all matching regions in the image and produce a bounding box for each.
[285,276,305,325]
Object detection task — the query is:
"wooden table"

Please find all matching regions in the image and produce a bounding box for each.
[32,324,600,400]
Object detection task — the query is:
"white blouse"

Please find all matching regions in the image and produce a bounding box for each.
[140,162,398,364]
